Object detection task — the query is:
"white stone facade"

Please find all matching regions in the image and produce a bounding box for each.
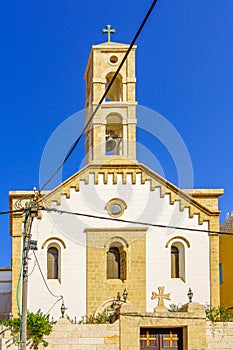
[28,171,210,319]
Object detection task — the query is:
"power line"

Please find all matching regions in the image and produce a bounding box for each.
[1,203,230,236]
[43,207,232,236]
[45,297,63,316]
[40,0,159,191]
[0,209,25,215]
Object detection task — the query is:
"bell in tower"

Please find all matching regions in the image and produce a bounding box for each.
[84,25,137,164]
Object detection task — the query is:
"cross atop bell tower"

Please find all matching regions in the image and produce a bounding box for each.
[102,24,116,42]
[84,34,137,164]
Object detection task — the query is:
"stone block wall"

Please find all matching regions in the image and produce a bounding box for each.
[40,318,119,350]
[0,319,119,350]
[2,319,233,349]
[207,321,233,349]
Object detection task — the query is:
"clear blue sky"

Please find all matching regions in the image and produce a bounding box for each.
[1,0,233,266]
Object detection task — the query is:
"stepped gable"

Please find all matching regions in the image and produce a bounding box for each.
[40,161,223,226]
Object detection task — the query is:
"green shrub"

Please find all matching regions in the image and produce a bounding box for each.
[81,311,116,324]
[205,305,233,322]
[3,310,54,349]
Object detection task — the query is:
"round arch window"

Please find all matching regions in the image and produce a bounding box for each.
[109,55,118,64]
[105,198,127,218]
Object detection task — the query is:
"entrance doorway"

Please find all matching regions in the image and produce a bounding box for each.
[140,328,183,350]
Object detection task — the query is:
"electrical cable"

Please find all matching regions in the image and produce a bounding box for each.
[40,0,159,191]
[43,206,233,236]
[16,253,23,317]
[26,260,37,277]
[0,209,25,215]
[33,251,63,299]
[45,297,63,316]
[16,235,25,345]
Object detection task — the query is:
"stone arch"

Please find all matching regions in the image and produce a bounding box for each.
[105,72,123,101]
[94,298,131,318]
[41,237,66,249]
[104,236,128,249]
[165,236,190,248]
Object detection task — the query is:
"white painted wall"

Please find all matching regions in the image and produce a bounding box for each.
[28,172,210,319]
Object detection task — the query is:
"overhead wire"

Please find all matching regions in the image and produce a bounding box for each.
[0,202,231,237]
[3,0,232,319]
[33,251,63,300]
[4,0,229,236]
[40,0,159,191]
[45,297,63,316]
[43,206,233,236]
[0,209,25,215]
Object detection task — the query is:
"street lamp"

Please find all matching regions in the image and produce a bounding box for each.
[113,289,128,306]
[187,288,193,302]
[60,301,66,318]
[123,288,128,303]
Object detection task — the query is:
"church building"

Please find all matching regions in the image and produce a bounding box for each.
[10,35,223,346]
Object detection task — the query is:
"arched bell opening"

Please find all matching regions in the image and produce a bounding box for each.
[105,73,123,102]
[105,114,123,155]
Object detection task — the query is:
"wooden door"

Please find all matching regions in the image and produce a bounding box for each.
[140,328,182,350]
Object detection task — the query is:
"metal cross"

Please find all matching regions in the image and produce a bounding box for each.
[140,331,157,347]
[151,286,170,307]
[163,331,179,347]
[102,24,116,42]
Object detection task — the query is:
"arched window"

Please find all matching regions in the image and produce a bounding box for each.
[171,246,179,278]
[105,73,122,101]
[107,243,126,280]
[170,242,185,281]
[47,247,59,279]
[107,247,120,279]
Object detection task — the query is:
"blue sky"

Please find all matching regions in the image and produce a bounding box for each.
[0,0,233,266]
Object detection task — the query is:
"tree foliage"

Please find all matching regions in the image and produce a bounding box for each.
[2,310,54,349]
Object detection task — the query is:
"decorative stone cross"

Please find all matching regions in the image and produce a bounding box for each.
[151,286,170,312]
[102,24,116,42]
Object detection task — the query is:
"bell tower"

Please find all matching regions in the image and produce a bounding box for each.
[84,28,137,164]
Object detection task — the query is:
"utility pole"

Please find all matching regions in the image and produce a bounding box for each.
[18,189,39,350]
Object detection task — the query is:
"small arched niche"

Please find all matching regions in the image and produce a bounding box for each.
[105,72,123,102]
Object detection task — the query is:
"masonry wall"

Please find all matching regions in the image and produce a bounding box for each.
[41,319,119,350]
[2,319,233,350]
[0,319,119,350]
[206,321,233,349]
